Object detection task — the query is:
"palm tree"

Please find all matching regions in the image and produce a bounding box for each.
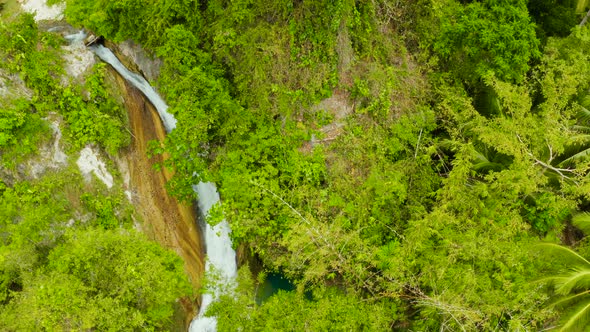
[542,213,590,331]
[436,138,513,176]
[555,99,590,168]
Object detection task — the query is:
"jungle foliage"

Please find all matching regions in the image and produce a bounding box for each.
[0,13,191,331]
[20,0,590,330]
[0,166,192,330]
[0,14,129,159]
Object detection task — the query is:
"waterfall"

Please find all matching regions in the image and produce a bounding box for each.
[87,39,237,332]
[189,183,238,332]
[90,45,177,132]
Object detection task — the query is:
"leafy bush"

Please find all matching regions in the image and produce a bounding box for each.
[1,14,129,155]
[1,229,192,331]
[81,192,132,230]
[59,63,130,154]
[0,99,49,168]
[432,0,541,83]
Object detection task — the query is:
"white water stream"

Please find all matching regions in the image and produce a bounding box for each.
[91,45,177,131]
[89,40,237,332]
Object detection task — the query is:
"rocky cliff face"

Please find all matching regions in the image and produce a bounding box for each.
[108,64,204,328]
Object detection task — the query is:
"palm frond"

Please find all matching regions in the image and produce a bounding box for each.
[469,142,511,173]
[437,139,458,152]
[472,149,489,164]
[552,269,590,296]
[556,104,590,166]
[549,290,590,308]
[570,125,590,134]
[471,148,501,172]
[560,301,590,332]
[576,104,590,124]
[567,134,590,143]
[559,148,590,167]
[537,243,590,267]
[472,161,504,173]
[573,213,590,236]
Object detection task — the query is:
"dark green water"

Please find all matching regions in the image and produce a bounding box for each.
[255,272,295,304]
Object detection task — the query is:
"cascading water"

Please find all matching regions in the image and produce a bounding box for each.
[90,44,177,131]
[189,183,238,331]
[63,30,86,43]
[86,37,237,332]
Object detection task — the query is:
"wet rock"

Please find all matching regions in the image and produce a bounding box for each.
[117,40,162,82]
[84,34,103,47]
[108,67,204,328]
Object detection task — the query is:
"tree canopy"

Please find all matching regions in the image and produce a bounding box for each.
[4,0,590,330]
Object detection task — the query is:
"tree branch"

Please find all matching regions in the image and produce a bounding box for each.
[580,8,590,27]
[414,128,423,159]
[516,134,578,184]
[547,140,554,163]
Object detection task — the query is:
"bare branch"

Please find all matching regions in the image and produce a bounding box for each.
[516,134,578,184]
[580,8,590,26]
[414,128,423,159]
[547,140,554,163]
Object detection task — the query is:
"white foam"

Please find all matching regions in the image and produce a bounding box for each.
[189,183,238,332]
[77,146,114,188]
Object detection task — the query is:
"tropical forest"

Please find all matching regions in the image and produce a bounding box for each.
[2,0,590,331]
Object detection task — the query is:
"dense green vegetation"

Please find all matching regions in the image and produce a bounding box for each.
[0,13,191,330]
[3,0,590,330]
[0,166,192,330]
[59,0,590,330]
[0,14,129,160]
